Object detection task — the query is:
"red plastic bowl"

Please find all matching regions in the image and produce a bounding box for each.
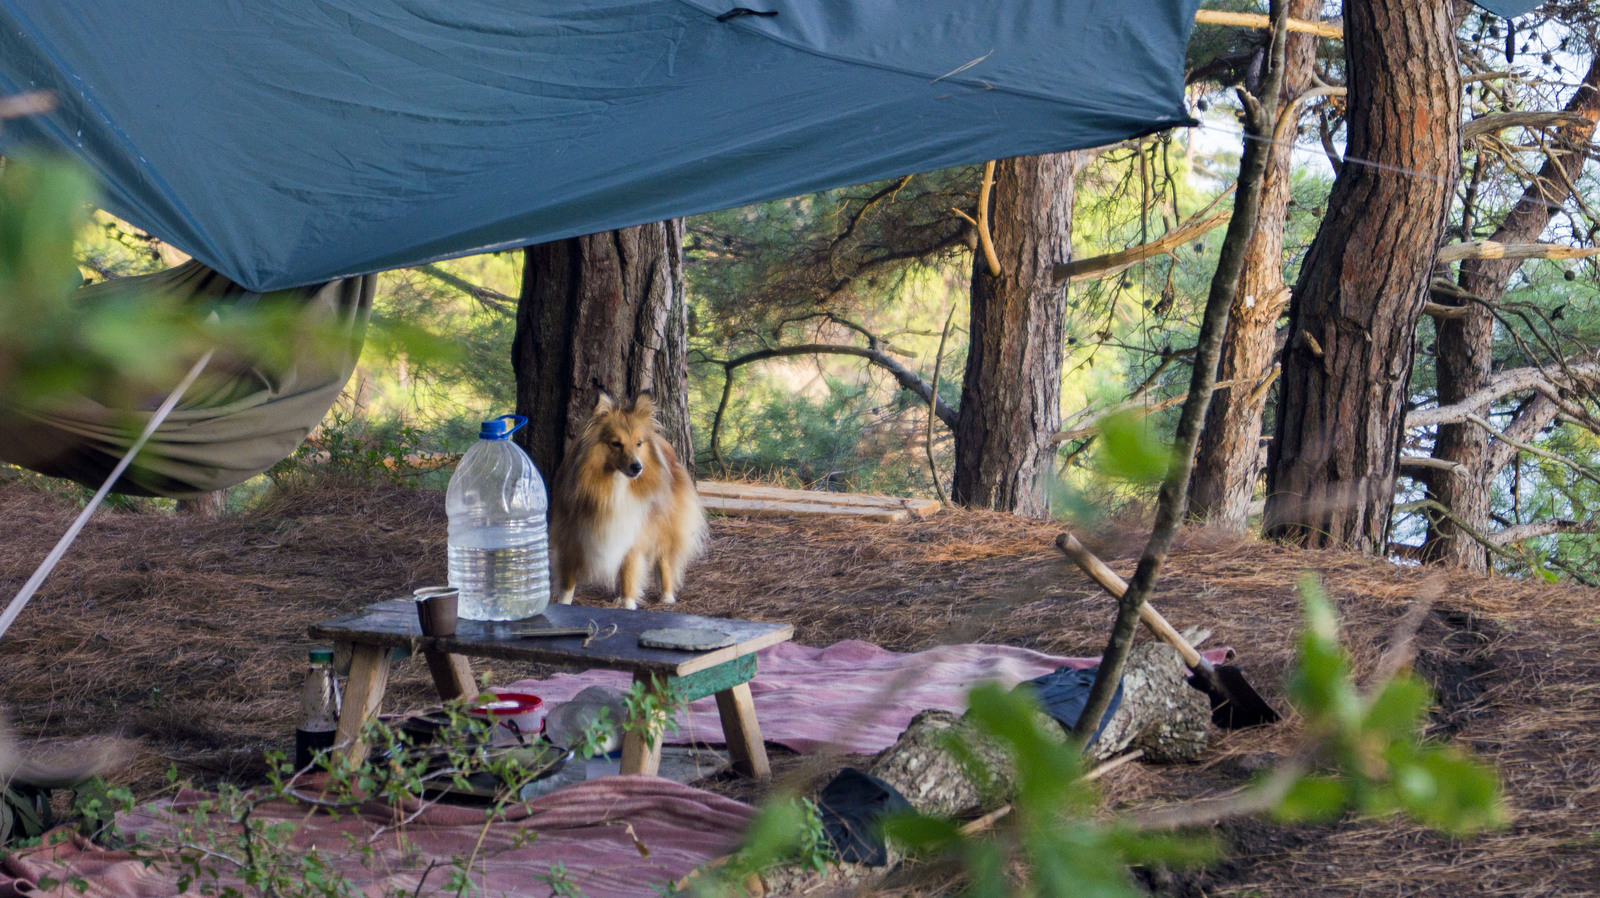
[469,692,545,741]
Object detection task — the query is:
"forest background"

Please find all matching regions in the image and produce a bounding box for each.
[30,0,1600,587]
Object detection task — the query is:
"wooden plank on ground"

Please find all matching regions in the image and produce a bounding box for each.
[701,495,911,523]
[697,482,940,517]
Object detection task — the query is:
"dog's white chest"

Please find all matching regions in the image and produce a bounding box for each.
[587,476,648,576]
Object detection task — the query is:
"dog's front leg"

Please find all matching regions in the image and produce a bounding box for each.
[656,554,677,605]
[555,561,577,606]
[618,550,646,611]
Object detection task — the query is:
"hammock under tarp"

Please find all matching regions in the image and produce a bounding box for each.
[0,262,371,499]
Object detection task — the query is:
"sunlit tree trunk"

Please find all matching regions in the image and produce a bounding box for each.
[1264,0,1461,552]
[1423,53,1600,570]
[1188,0,1320,532]
[952,152,1079,516]
[511,221,693,480]
[176,489,227,516]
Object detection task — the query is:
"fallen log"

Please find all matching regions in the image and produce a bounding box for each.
[747,641,1209,895]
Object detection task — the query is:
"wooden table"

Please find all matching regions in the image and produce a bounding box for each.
[308,600,793,778]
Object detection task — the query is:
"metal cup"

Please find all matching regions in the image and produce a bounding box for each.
[414,586,460,636]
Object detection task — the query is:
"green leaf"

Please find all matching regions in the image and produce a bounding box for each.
[879,811,961,851]
[1396,748,1505,835]
[963,683,1083,806]
[1273,775,1350,823]
[1286,576,1360,726]
[1093,410,1173,484]
[1361,676,1430,741]
[1105,825,1219,867]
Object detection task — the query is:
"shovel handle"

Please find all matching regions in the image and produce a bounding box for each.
[1055,533,1207,670]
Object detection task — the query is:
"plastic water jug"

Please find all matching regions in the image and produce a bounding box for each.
[446,414,551,620]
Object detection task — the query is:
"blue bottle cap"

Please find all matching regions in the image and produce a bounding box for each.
[479,414,528,440]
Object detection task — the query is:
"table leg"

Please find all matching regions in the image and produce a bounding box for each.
[333,642,392,769]
[619,672,663,776]
[715,682,770,779]
[422,651,478,703]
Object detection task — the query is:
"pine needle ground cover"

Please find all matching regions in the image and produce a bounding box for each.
[1,476,1596,895]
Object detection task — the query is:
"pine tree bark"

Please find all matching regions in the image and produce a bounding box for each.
[1423,53,1600,570]
[952,153,1079,516]
[1188,0,1320,532]
[175,488,227,516]
[511,221,693,480]
[1263,0,1461,552]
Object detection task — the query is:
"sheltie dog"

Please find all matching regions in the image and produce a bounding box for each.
[550,391,707,610]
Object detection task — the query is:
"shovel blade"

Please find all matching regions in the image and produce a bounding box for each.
[1188,665,1280,730]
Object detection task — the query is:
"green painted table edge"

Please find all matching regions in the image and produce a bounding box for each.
[640,653,758,703]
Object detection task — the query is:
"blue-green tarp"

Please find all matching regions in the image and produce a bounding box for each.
[1476,1,1543,18]
[0,1,1202,292]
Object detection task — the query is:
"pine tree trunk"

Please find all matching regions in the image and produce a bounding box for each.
[1263,0,1461,552]
[175,489,227,516]
[511,221,693,480]
[1423,53,1600,570]
[1188,0,1320,532]
[952,153,1079,516]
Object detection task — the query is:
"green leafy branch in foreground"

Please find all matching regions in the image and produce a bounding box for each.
[624,677,685,754]
[1271,576,1504,834]
[697,575,1504,897]
[102,700,557,898]
[80,678,680,898]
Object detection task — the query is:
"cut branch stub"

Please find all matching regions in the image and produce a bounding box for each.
[975,160,1002,278]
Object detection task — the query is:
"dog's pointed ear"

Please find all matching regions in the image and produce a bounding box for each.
[593,390,616,415]
[630,391,655,419]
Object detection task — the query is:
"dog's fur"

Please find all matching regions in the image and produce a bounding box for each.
[550,391,706,610]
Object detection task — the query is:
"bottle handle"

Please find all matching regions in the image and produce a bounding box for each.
[495,414,528,435]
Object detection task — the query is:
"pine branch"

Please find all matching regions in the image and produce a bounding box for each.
[416,264,515,314]
[1051,195,1233,286]
[1491,519,1599,545]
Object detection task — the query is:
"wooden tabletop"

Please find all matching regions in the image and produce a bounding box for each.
[309,599,793,677]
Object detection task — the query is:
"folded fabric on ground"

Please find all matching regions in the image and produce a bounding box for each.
[0,776,752,898]
[505,640,1234,755]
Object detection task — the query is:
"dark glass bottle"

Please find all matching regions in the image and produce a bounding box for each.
[293,648,341,770]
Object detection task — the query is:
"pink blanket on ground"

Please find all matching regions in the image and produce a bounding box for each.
[0,641,1235,897]
[0,776,753,898]
[507,640,1234,755]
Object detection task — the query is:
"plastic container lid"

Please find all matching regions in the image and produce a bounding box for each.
[478,414,529,441]
[308,648,334,664]
[469,692,544,717]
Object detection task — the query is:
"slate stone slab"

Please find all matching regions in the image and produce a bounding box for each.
[638,628,738,651]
